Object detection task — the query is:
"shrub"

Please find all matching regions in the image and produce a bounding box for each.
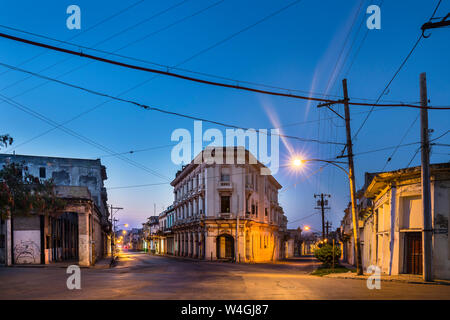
[314,243,341,267]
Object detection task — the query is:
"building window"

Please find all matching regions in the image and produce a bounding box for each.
[221,196,230,213]
[39,167,46,178]
[221,167,230,182]
[265,208,268,216]
[0,234,5,249]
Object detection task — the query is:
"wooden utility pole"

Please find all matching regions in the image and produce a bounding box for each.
[109,204,123,263]
[342,78,363,275]
[325,221,331,239]
[314,193,330,240]
[420,72,432,281]
[236,194,239,263]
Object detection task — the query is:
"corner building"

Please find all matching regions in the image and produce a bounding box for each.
[170,147,287,262]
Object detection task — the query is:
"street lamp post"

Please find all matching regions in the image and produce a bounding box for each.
[291,157,363,275]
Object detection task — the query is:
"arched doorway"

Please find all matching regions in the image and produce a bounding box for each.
[216,234,234,260]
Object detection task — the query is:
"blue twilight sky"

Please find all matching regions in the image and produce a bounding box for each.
[0,0,449,230]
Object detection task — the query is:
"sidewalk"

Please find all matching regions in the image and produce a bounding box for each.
[322,264,450,286]
[6,257,113,269]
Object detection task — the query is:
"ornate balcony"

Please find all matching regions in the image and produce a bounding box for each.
[217,181,233,191]
[218,212,231,219]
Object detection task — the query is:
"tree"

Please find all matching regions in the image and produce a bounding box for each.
[0,134,13,150]
[314,243,341,267]
[0,161,65,220]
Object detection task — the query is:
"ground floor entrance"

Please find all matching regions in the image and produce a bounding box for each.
[405,232,422,275]
[216,234,234,260]
[47,212,79,263]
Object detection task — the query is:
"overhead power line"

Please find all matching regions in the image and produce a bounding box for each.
[352,0,446,140]
[3,0,225,152]
[0,61,345,146]
[0,93,171,181]
[0,0,146,77]
[0,33,448,110]
[108,182,170,190]
[0,0,194,93]
[381,113,420,171]
[287,212,318,225]
[0,24,419,106]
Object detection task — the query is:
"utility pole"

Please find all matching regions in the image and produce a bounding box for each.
[420,72,432,281]
[421,13,450,34]
[342,78,363,275]
[314,193,330,240]
[109,204,123,263]
[236,194,239,263]
[325,221,331,239]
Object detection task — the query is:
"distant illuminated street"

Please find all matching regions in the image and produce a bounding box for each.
[0,251,449,300]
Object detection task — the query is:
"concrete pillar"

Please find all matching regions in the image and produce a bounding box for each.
[185,232,188,256]
[78,212,91,266]
[199,197,204,215]
[182,233,186,256]
[178,233,181,256]
[193,233,198,258]
[5,218,12,266]
[187,232,192,257]
[198,231,202,259]
[388,185,400,275]
[106,234,112,257]
[205,230,216,261]
[175,233,179,256]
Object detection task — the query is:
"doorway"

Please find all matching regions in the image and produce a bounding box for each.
[405,232,422,275]
[216,234,234,260]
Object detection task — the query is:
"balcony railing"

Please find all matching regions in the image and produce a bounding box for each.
[218,212,231,218]
[217,181,232,191]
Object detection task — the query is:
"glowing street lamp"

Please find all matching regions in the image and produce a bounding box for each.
[290,157,348,175]
[292,158,304,167]
[303,225,311,231]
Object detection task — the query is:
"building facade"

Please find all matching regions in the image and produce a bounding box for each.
[168,147,288,262]
[0,154,109,266]
[157,205,175,255]
[143,216,160,253]
[341,163,450,280]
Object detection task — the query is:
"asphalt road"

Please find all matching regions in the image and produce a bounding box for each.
[0,251,449,300]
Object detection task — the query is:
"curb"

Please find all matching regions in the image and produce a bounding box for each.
[322,273,450,286]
